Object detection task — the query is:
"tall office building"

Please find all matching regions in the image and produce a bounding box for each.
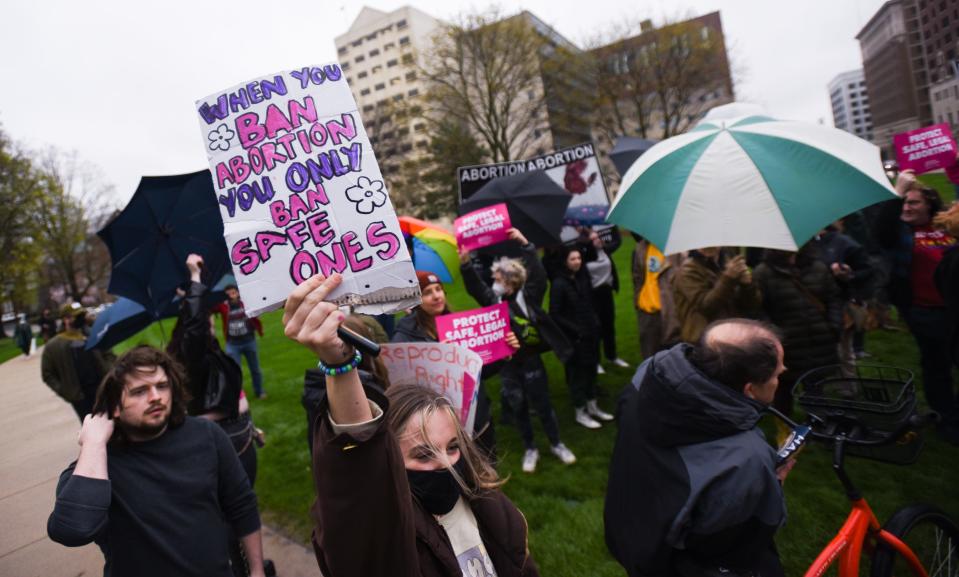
[828,69,874,141]
[857,0,932,155]
[334,6,442,176]
[922,0,959,135]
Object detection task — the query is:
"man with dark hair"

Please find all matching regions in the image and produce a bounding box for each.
[47,345,265,577]
[605,319,791,577]
[41,303,113,421]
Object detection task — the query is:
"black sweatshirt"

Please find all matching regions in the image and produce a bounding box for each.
[47,417,260,577]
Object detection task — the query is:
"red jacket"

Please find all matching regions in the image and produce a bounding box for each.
[213,300,263,342]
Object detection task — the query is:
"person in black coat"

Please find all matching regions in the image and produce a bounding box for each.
[461,228,578,473]
[753,247,841,421]
[549,245,615,430]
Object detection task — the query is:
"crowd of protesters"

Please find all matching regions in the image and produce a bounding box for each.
[31,155,959,577]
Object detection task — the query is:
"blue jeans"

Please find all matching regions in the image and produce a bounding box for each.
[226,338,264,396]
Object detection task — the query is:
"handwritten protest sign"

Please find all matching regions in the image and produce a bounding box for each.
[436,303,513,365]
[455,203,511,252]
[894,123,958,174]
[195,64,420,317]
[458,142,609,224]
[379,342,483,434]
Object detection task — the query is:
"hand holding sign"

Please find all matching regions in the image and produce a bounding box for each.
[894,123,958,174]
[436,303,514,364]
[282,273,351,365]
[282,273,374,426]
[455,203,512,252]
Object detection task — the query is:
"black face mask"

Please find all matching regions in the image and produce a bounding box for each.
[406,457,468,516]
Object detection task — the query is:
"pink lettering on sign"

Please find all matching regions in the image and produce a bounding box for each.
[894,123,958,174]
[454,203,512,252]
[435,302,514,365]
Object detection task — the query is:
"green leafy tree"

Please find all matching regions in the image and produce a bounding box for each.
[415,120,489,219]
[0,128,44,317]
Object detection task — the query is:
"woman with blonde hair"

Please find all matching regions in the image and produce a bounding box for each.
[286,273,540,577]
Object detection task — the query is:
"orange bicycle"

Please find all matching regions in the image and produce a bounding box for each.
[772,365,958,577]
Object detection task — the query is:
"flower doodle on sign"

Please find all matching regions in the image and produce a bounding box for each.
[345,177,388,214]
[207,124,235,152]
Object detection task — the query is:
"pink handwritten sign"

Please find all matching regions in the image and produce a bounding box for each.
[436,303,513,365]
[379,342,483,434]
[894,123,957,174]
[455,203,511,252]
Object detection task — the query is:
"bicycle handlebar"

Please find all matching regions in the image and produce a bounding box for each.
[765,406,939,449]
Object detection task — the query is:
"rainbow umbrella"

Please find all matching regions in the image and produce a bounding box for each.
[398,216,459,283]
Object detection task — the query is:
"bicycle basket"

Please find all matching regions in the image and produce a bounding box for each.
[793,365,922,464]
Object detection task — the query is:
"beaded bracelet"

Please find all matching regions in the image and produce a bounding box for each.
[318,350,362,376]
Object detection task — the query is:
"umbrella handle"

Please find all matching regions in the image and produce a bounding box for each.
[337,326,380,358]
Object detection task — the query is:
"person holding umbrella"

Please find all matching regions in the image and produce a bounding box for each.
[673,248,762,344]
[459,228,578,473]
[166,255,270,576]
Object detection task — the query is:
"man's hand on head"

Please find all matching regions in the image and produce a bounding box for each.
[78,413,114,447]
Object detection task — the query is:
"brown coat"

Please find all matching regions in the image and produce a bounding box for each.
[672,253,762,343]
[310,387,539,577]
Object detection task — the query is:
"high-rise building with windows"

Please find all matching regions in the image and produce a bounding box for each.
[334,6,442,176]
[857,0,932,156]
[828,69,874,141]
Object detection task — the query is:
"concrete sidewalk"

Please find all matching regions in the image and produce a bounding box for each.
[0,349,319,577]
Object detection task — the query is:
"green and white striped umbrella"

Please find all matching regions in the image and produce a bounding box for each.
[606,103,898,255]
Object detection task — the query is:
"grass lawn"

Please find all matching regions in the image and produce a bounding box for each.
[0,338,25,364]
[114,233,959,576]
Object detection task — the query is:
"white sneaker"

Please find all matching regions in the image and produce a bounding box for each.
[597,364,606,375]
[587,399,614,421]
[551,443,577,465]
[612,358,630,368]
[575,407,602,429]
[522,449,539,473]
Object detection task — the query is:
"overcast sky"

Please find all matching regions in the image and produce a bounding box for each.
[1,0,886,205]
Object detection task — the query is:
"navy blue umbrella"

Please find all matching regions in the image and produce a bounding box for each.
[609,136,657,176]
[85,297,180,351]
[98,170,231,316]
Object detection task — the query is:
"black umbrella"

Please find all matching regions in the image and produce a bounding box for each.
[98,170,231,316]
[610,136,657,176]
[84,297,179,351]
[458,170,572,248]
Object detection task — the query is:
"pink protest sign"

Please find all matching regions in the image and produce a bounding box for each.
[454,203,511,252]
[894,123,958,174]
[379,342,483,434]
[436,303,513,365]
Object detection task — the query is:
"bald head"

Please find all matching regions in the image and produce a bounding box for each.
[702,319,780,350]
[692,319,785,403]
